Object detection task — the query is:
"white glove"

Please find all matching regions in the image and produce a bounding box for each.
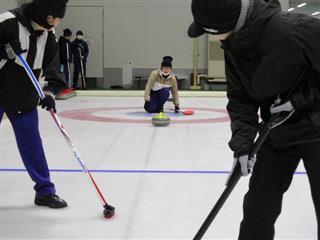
[226,155,256,186]
[270,101,294,114]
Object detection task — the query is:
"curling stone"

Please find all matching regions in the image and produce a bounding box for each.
[152,112,171,127]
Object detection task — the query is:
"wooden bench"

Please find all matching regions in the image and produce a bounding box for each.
[133,76,148,89]
[207,76,226,83]
[201,76,226,90]
[174,74,188,90]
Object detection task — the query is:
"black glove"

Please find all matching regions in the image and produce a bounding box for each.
[144,101,150,112]
[4,40,27,59]
[175,106,180,113]
[39,94,56,113]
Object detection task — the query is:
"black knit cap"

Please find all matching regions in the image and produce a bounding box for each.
[63,28,72,36]
[161,56,173,69]
[188,0,241,38]
[76,30,84,36]
[33,0,69,19]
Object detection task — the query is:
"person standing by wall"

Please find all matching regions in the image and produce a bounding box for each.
[58,28,72,88]
[72,30,89,89]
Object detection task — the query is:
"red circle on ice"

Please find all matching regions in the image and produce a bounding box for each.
[58,107,229,124]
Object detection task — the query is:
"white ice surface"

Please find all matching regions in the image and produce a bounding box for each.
[0,97,317,239]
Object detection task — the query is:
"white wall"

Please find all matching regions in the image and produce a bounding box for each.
[0,0,18,13]
[67,0,207,70]
[279,0,289,10]
[65,0,289,73]
[3,0,291,88]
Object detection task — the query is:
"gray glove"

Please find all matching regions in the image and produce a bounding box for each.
[270,101,294,114]
[5,40,26,59]
[226,155,256,185]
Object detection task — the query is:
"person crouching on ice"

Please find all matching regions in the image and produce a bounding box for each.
[144,56,180,113]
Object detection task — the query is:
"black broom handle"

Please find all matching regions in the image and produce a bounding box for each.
[193,126,271,240]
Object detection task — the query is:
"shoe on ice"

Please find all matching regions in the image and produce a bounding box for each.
[158,106,164,113]
[35,194,68,209]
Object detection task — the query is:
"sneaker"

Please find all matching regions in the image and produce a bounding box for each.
[35,194,68,209]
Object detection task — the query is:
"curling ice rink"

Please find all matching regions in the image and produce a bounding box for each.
[0,94,317,239]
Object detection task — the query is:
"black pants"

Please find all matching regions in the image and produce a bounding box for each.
[73,60,86,89]
[239,141,320,240]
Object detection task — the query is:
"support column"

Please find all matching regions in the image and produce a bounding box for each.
[279,0,289,11]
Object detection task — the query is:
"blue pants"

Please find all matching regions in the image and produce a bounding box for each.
[0,106,55,196]
[144,88,170,113]
[73,60,86,89]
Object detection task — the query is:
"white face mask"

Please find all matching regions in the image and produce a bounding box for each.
[161,71,171,79]
[76,35,84,40]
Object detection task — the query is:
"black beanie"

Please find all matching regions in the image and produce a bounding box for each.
[76,30,84,36]
[23,0,68,30]
[161,56,173,69]
[33,0,69,18]
[63,28,72,37]
[188,0,241,38]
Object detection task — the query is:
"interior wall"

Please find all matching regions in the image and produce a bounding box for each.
[1,0,292,89]
[280,0,289,10]
[0,0,18,13]
[64,0,207,88]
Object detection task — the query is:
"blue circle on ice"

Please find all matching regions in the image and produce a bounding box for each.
[126,111,184,118]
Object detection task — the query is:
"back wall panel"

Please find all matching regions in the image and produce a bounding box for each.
[65,0,208,88]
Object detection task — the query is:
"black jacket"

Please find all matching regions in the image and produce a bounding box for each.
[72,38,89,63]
[223,0,320,156]
[0,7,66,114]
[58,36,72,65]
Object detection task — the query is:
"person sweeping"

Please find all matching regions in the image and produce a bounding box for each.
[0,0,68,208]
[144,56,180,113]
[189,0,320,239]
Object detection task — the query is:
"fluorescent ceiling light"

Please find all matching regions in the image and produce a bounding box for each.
[297,3,306,8]
[288,8,294,11]
[312,12,320,16]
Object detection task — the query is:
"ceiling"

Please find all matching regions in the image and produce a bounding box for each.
[289,0,320,17]
[14,0,320,18]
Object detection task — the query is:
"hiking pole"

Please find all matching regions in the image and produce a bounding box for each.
[78,48,86,89]
[193,110,295,239]
[18,54,115,219]
[66,42,72,89]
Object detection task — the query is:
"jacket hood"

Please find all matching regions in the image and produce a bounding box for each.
[222,0,281,55]
[10,7,33,32]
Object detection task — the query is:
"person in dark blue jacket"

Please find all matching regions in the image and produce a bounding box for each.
[72,30,89,89]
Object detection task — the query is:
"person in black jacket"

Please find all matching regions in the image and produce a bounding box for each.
[189,0,320,239]
[72,30,89,89]
[58,28,72,87]
[0,0,68,208]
